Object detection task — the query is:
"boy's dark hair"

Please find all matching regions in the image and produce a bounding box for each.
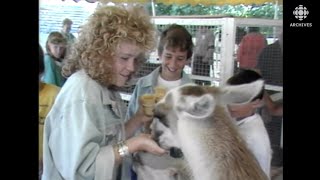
[227,69,264,101]
[157,24,194,59]
[39,45,44,75]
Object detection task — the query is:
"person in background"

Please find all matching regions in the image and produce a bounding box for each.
[42,31,68,87]
[226,69,272,179]
[263,91,283,116]
[233,27,247,73]
[126,24,194,180]
[255,31,283,118]
[256,32,283,168]
[41,6,165,180]
[257,32,283,88]
[192,25,215,85]
[235,27,247,46]
[39,44,60,179]
[236,27,267,69]
[61,18,76,44]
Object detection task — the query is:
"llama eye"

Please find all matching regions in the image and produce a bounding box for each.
[154,111,164,119]
[155,130,163,138]
[154,113,169,128]
[156,117,169,128]
[153,130,163,144]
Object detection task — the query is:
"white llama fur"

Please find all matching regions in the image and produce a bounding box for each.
[153,81,269,180]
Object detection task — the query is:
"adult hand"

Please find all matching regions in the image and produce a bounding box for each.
[127,133,166,155]
[136,105,154,124]
[125,98,155,138]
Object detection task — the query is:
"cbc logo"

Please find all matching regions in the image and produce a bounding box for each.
[293,5,309,21]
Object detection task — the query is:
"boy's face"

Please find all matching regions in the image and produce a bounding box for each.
[159,46,189,81]
[227,100,261,119]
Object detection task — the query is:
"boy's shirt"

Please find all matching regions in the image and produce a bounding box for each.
[235,113,272,179]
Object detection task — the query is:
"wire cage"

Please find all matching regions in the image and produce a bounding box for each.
[121,16,283,95]
[120,17,283,168]
[39,1,283,175]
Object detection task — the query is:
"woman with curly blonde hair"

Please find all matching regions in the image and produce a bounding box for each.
[42,6,165,180]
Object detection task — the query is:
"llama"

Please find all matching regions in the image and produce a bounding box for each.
[152,81,269,180]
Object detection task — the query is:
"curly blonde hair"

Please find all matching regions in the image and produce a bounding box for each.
[62,5,156,87]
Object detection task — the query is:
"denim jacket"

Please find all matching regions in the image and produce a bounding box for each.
[42,70,126,180]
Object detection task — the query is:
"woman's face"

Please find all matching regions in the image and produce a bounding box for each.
[159,47,189,81]
[48,42,66,59]
[112,42,143,87]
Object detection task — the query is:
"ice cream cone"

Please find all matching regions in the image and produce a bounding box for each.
[154,86,167,103]
[141,94,156,116]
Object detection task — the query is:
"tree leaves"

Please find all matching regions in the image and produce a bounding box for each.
[151,2,282,19]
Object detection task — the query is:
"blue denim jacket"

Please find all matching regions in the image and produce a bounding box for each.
[42,70,126,180]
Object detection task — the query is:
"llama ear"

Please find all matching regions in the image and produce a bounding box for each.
[177,94,215,119]
[219,79,264,105]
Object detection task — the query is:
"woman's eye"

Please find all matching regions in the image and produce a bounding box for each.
[133,58,139,63]
[121,57,129,61]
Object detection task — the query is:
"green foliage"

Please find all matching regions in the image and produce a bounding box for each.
[152,2,282,19]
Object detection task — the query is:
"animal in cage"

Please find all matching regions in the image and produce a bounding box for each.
[152,81,269,180]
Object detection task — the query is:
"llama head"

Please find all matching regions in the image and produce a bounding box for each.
[153,80,264,156]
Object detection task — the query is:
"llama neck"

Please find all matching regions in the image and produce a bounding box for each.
[176,109,268,180]
[177,118,217,180]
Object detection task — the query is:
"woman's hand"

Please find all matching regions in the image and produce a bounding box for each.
[135,105,154,124]
[125,96,155,137]
[126,133,166,155]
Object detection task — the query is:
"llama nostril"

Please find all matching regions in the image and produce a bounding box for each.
[170,147,183,158]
